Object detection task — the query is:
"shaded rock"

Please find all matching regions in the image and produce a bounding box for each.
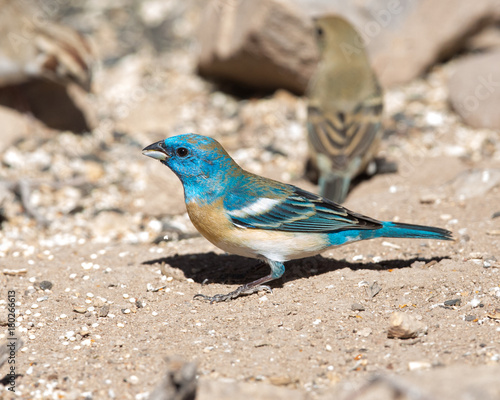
[387,312,427,339]
[148,356,197,400]
[449,50,500,129]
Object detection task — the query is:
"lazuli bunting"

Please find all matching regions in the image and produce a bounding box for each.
[143,134,452,303]
[307,15,383,203]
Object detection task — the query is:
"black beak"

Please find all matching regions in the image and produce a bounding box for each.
[142,140,169,161]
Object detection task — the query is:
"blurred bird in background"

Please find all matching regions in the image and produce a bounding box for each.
[0,0,93,92]
[143,134,452,303]
[306,15,384,203]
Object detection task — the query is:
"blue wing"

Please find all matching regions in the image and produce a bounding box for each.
[224,174,381,233]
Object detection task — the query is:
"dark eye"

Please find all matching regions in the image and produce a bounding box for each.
[176,147,188,157]
[315,26,324,38]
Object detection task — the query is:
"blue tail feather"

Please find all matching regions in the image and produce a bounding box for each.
[375,222,453,241]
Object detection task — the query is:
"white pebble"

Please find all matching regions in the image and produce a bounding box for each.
[408,361,431,371]
[469,298,481,308]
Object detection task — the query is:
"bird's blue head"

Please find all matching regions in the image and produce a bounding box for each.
[142,133,241,204]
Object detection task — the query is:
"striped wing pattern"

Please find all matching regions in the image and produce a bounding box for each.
[226,186,381,233]
[307,94,383,170]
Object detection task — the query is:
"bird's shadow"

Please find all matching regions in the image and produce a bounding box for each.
[142,252,450,287]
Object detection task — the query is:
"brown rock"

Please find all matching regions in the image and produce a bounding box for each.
[387,312,428,339]
[197,0,319,94]
[448,51,500,129]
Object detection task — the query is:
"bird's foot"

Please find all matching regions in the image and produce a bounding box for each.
[193,284,272,303]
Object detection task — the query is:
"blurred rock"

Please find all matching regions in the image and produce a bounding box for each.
[448,50,500,129]
[92,210,136,241]
[0,106,30,153]
[368,0,500,87]
[148,356,197,400]
[450,169,500,200]
[465,25,500,52]
[197,0,319,94]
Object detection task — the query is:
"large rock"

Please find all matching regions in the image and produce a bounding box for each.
[448,50,500,129]
[197,0,320,94]
[368,0,499,87]
[197,0,500,92]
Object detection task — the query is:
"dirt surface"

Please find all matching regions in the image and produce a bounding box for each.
[1,2,500,399]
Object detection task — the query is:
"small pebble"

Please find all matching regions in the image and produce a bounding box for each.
[464,315,476,322]
[469,298,481,308]
[444,298,461,307]
[38,281,53,290]
[351,303,365,312]
[408,361,431,371]
[135,300,145,308]
[99,305,110,318]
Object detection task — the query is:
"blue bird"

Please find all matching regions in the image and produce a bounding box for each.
[143,134,453,302]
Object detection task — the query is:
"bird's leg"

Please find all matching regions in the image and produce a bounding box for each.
[194,260,285,303]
